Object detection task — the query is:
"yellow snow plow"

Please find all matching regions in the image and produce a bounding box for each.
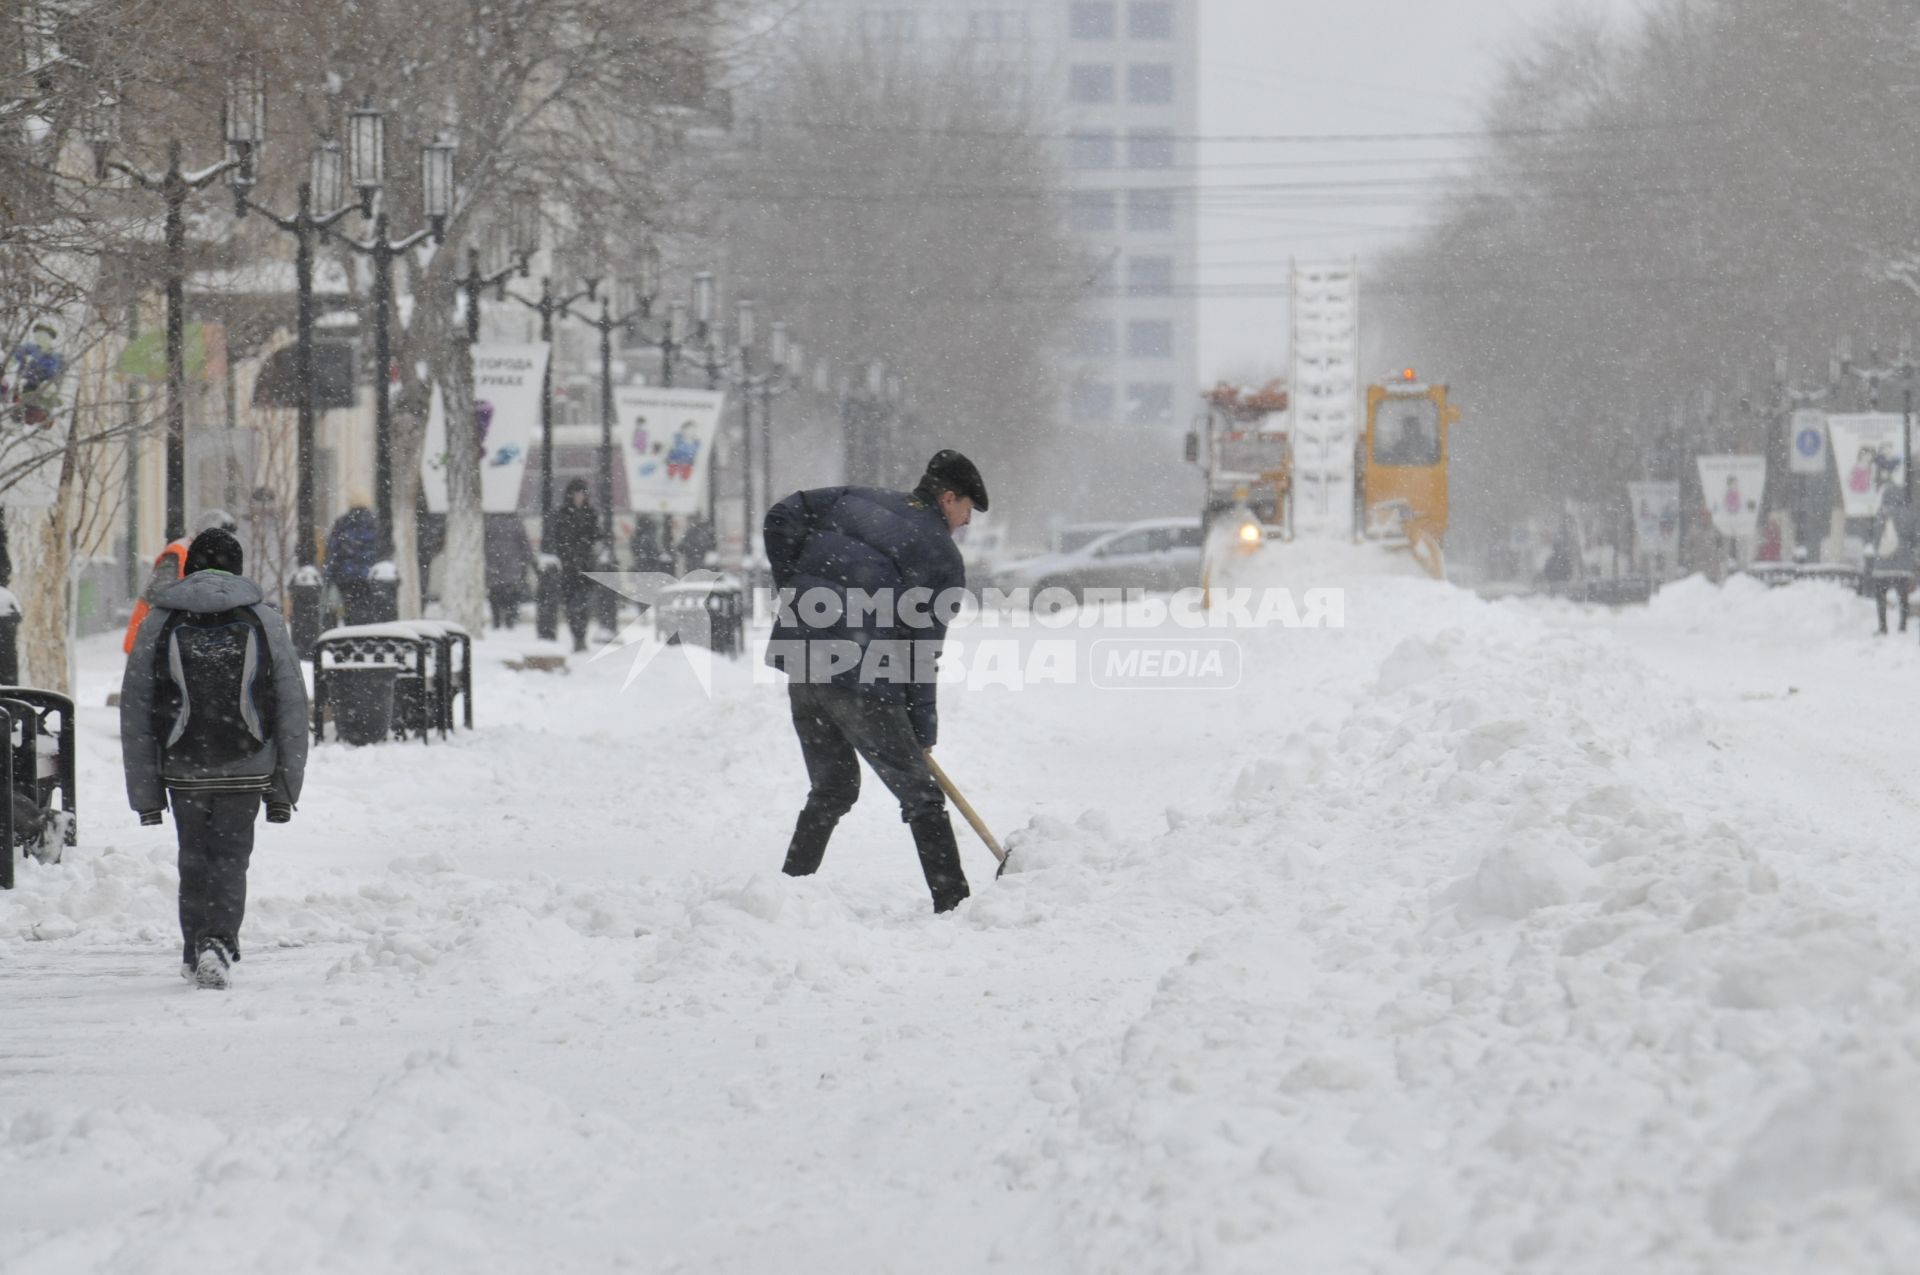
[1361,370,1459,581]
[1189,370,1459,595]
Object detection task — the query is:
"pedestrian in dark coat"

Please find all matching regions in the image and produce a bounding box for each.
[325,502,383,625]
[762,449,987,913]
[484,513,535,629]
[119,529,309,988]
[545,477,601,651]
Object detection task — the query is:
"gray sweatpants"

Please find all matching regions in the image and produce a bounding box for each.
[171,790,260,965]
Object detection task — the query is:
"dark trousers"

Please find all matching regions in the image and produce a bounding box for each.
[1874,577,1912,633]
[564,574,593,649]
[784,682,968,909]
[171,790,260,965]
[488,588,520,629]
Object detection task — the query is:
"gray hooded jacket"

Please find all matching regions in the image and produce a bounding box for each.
[120,571,309,814]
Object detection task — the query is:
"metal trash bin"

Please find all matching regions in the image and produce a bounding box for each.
[332,667,400,745]
[365,559,402,625]
[290,564,325,657]
[535,553,562,640]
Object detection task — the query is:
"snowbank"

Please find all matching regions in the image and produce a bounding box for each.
[6,579,1920,1271]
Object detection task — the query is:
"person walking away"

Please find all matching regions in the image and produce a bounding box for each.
[630,515,673,576]
[119,528,309,988]
[763,449,987,914]
[545,477,601,652]
[679,516,716,573]
[121,510,237,654]
[484,513,535,629]
[1872,486,1919,634]
[325,500,382,626]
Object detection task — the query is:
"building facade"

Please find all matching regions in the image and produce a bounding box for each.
[794,0,1202,509]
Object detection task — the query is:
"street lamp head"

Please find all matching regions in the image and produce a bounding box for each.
[668,300,688,345]
[812,358,831,395]
[422,137,455,243]
[348,99,385,216]
[508,187,541,265]
[639,241,662,303]
[866,360,887,398]
[735,298,756,351]
[692,271,715,326]
[784,337,802,380]
[224,73,265,195]
[223,73,265,200]
[769,321,789,370]
[309,140,344,213]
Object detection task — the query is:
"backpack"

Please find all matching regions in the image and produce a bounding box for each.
[158,607,275,769]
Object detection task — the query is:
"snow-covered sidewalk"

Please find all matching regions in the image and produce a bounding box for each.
[5,575,1920,1273]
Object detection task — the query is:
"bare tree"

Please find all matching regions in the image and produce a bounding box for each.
[708,33,1083,515]
[1377,0,1920,544]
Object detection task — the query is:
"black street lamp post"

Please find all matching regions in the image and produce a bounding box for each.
[582,280,656,546]
[100,112,247,539]
[506,272,600,522]
[679,274,795,570]
[231,139,361,651]
[333,110,452,564]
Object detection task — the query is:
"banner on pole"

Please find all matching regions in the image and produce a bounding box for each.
[613,386,726,517]
[1825,413,1906,518]
[1788,409,1829,475]
[1627,480,1680,565]
[1696,454,1766,540]
[421,343,549,514]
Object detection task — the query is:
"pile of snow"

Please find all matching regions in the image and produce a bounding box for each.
[7,577,1920,1271]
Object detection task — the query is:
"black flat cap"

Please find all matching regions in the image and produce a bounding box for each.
[922,449,989,512]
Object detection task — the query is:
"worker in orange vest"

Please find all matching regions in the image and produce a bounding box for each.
[122,510,237,654]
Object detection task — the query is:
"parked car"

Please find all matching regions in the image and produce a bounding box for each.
[992,517,1205,599]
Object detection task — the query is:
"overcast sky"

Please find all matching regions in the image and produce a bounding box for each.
[1196,0,1650,381]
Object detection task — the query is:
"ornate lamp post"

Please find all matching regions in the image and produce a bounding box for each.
[332,104,452,563]
[231,134,363,650]
[96,83,249,540]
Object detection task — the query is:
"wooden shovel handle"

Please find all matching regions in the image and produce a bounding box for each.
[924,751,1006,864]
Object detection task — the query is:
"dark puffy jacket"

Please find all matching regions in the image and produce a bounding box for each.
[764,484,964,746]
[326,507,380,584]
[484,514,535,594]
[545,502,601,574]
[120,571,310,814]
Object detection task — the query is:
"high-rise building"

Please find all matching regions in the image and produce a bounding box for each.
[785,1,1202,512]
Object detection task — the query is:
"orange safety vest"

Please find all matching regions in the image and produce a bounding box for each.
[121,539,190,654]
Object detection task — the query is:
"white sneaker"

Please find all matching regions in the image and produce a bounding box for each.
[192,943,231,990]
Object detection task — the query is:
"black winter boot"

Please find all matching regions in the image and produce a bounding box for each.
[782,809,839,877]
[909,813,970,913]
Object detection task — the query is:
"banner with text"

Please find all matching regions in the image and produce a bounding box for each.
[1696,454,1767,540]
[1825,413,1908,518]
[613,385,726,517]
[421,343,549,513]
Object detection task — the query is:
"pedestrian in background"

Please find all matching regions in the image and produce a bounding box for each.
[120,509,236,654]
[484,513,535,629]
[325,499,382,626]
[119,528,309,989]
[546,477,601,652]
